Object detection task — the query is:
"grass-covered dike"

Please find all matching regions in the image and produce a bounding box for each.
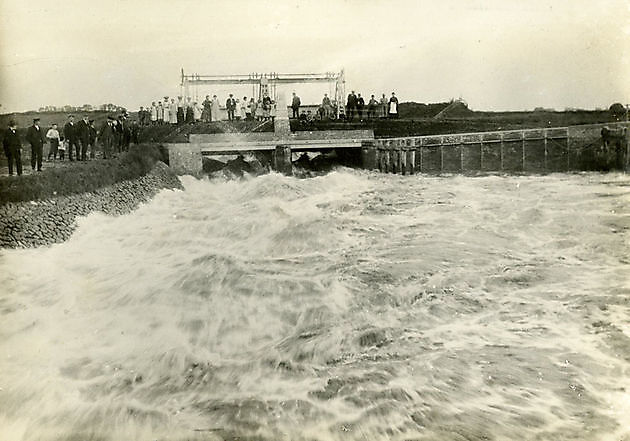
[0,145,181,248]
[0,144,169,205]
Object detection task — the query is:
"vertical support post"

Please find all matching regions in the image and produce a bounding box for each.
[566,129,570,171]
[440,137,444,173]
[272,145,292,175]
[460,142,466,172]
[361,141,377,170]
[480,140,484,171]
[168,143,202,175]
[544,130,548,172]
[522,131,526,171]
[419,138,423,173]
[500,133,504,171]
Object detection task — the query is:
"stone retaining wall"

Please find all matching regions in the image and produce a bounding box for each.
[0,162,182,249]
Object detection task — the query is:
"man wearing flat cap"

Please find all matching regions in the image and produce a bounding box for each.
[3,120,22,176]
[26,118,46,171]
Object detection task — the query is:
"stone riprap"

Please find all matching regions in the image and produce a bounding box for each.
[0,162,182,249]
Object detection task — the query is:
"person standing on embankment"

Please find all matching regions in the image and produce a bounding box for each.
[46,123,60,161]
[63,115,79,161]
[380,93,388,118]
[346,90,357,121]
[3,120,22,176]
[98,116,114,159]
[76,115,90,161]
[291,92,301,119]
[26,118,46,172]
[388,92,399,118]
[88,120,97,159]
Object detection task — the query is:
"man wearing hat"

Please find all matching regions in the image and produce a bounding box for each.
[2,120,22,176]
[88,119,97,159]
[76,114,90,161]
[64,115,79,161]
[99,116,114,159]
[26,118,46,171]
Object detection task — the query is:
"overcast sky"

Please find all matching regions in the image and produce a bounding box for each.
[0,0,629,112]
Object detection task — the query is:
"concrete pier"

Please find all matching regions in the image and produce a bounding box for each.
[168,144,202,175]
[273,145,292,175]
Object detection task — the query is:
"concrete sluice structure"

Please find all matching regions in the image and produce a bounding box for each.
[363,122,630,174]
[167,121,629,175]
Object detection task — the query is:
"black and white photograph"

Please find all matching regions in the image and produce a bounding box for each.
[0,1,629,440]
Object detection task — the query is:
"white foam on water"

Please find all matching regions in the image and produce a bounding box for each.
[0,170,629,441]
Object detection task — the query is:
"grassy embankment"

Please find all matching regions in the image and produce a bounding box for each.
[0,144,167,205]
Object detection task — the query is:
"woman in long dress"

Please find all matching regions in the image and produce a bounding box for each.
[388,92,399,118]
[185,97,194,123]
[240,97,247,120]
[177,97,184,124]
[247,98,256,121]
[169,99,178,124]
[233,99,240,120]
[211,95,221,121]
[255,99,263,121]
[163,98,170,125]
[193,102,202,122]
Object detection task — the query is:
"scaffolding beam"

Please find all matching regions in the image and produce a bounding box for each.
[180,69,345,116]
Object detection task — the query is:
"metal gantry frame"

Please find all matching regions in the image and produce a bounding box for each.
[180,69,346,118]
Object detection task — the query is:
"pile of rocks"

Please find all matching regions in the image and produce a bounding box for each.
[0,162,182,248]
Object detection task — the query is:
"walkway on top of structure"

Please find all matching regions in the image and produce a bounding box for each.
[169,130,374,156]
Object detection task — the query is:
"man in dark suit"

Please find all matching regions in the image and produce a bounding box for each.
[356,93,365,121]
[76,115,90,161]
[99,116,114,159]
[88,119,97,159]
[291,92,301,119]
[346,91,357,121]
[26,118,46,171]
[3,120,22,176]
[63,115,79,161]
[226,94,236,121]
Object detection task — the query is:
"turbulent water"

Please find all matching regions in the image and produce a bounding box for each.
[1,170,629,441]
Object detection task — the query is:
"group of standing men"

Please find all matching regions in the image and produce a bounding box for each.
[2,114,135,176]
[346,91,399,121]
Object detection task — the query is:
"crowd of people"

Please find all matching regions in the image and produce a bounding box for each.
[137,90,401,126]
[137,93,280,126]
[345,91,399,121]
[2,90,401,176]
[2,113,139,176]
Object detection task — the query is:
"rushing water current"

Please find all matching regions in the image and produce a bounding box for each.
[1,170,630,441]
